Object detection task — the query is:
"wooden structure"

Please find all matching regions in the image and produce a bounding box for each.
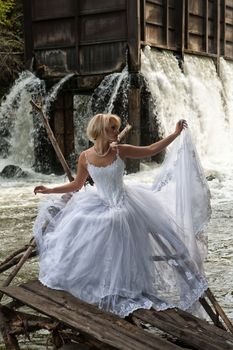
[22,0,233,171]
[23,0,233,74]
[0,280,233,350]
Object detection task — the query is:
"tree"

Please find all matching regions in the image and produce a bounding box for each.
[0,0,24,86]
[0,0,15,26]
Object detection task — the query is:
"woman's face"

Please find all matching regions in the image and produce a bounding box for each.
[105,120,119,142]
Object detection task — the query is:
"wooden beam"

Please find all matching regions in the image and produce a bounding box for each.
[127,0,141,72]
[127,73,141,172]
[223,0,226,56]
[205,288,233,334]
[140,0,146,42]
[134,308,233,350]
[0,282,182,350]
[185,0,189,49]
[216,0,221,57]
[164,0,169,46]
[205,0,209,53]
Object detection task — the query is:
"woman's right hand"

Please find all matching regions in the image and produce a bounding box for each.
[34,185,51,195]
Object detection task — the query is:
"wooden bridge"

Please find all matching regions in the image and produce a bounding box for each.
[0,280,233,350]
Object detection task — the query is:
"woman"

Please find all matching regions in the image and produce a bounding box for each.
[34,114,210,317]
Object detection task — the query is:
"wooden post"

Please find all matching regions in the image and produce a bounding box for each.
[205,0,209,53]
[215,0,221,73]
[185,0,189,50]
[127,0,141,72]
[30,100,74,182]
[164,0,169,46]
[127,73,141,173]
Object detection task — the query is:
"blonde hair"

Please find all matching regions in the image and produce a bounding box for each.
[86,113,121,142]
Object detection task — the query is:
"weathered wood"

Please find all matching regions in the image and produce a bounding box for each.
[0,307,20,350]
[173,308,233,343]
[127,0,141,72]
[127,74,141,173]
[0,281,182,350]
[134,308,233,350]
[199,296,226,330]
[205,288,233,334]
[30,100,74,182]
[117,124,132,142]
[0,245,30,267]
[0,250,37,274]
[0,242,36,301]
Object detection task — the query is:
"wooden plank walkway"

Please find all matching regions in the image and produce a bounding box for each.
[0,280,233,350]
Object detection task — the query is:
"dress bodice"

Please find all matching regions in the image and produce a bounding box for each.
[87,155,125,208]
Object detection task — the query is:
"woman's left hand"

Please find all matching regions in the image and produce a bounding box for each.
[175,119,188,135]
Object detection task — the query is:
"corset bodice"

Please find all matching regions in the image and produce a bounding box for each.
[87,155,125,208]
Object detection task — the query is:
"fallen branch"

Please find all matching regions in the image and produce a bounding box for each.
[0,242,36,301]
[30,100,74,182]
[0,244,31,268]
[0,249,37,274]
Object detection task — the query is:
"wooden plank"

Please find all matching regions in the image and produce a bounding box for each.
[185,0,189,49]
[134,308,233,350]
[164,0,169,45]
[0,282,182,350]
[79,12,127,43]
[223,0,226,56]
[31,0,75,20]
[174,308,233,342]
[22,0,34,62]
[205,0,209,52]
[127,0,141,72]
[140,0,146,41]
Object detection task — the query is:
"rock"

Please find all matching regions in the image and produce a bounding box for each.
[0,165,29,178]
[206,174,216,181]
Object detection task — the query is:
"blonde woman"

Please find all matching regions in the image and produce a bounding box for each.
[34,114,210,317]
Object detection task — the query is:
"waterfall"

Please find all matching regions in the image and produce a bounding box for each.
[141,46,233,170]
[0,71,75,172]
[90,67,129,123]
[0,71,45,168]
[73,67,129,155]
[45,73,74,114]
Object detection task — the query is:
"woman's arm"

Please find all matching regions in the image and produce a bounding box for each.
[118,120,187,159]
[34,152,89,194]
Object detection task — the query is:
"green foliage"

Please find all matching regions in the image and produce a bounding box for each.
[0,0,24,85]
[0,0,15,26]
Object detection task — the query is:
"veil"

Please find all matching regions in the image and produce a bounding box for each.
[152,128,211,262]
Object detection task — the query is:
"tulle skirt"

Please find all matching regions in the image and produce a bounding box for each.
[34,179,208,317]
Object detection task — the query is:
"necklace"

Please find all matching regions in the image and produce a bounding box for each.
[94,145,111,157]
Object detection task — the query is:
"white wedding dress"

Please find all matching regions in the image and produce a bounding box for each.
[34,129,211,317]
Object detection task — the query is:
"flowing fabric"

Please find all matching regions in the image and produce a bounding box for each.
[33,129,210,318]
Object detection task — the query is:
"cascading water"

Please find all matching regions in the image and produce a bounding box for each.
[0,71,45,169]
[141,47,233,320]
[45,73,74,114]
[141,46,233,171]
[73,67,129,155]
[0,71,76,174]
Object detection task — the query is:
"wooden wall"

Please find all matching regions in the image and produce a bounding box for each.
[23,0,141,77]
[23,0,233,79]
[142,0,233,59]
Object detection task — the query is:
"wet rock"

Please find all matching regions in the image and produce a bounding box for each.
[0,165,28,178]
[206,174,216,181]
